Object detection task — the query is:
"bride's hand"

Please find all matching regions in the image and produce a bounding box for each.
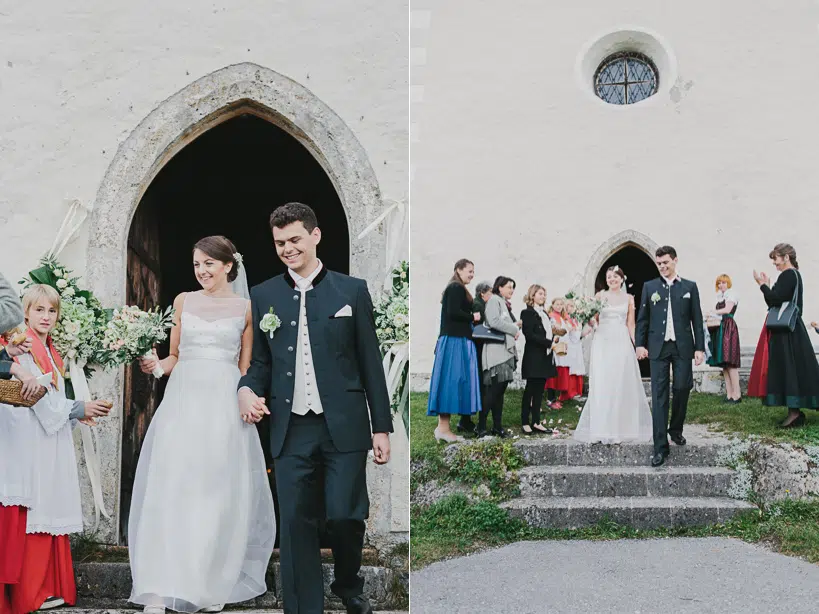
[139,350,160,374]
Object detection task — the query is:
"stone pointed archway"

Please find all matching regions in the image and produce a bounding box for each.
[582,229,659,295]
[83,63,390,544]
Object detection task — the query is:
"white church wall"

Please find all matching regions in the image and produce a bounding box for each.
[411,0,819,376]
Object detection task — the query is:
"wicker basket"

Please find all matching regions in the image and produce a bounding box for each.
[0,379,47,407]
[552,326,568,337]
[553,341,569,356]
[706,316,722,329]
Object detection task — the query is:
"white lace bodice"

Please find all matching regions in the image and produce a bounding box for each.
[178,292,248,364]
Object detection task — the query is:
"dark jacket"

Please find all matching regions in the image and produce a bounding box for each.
[1,347,11,380]
[439,283,474,338]
[636,277,705,360]
[472,296,487,325]
[238,268,393,457]
[520,307,557,380]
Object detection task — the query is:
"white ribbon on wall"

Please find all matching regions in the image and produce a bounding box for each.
[357,198,409,433]
[47,199,110,528]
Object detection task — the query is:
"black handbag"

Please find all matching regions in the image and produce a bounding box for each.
[472,323,505,343]
[765,271,801,332]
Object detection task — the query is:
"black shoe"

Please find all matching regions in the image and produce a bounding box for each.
[779,412,806,429]
[342,595,373,614]
[456,421,476,434]
[476,428,490,438]
[521,425,534,435]
[669,434,686,446]
[492,429,508,439]
[651,452,668,467]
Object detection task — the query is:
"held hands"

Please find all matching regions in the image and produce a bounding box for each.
[636,346,649,360]
[239,388,269,424]
[372,433,391,465]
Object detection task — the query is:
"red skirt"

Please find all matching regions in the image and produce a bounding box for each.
[5,533,76,614]
[545,366,570,392]
[747,321,770,398]
[0,505,27,584]
[560,375,584,401]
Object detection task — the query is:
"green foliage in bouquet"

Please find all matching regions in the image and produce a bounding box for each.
[374,261,410,431]
[95,305,176,370]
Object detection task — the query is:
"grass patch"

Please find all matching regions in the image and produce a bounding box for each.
[411,495,819,569]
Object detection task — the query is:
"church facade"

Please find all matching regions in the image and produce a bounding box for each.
[1,1,408,551]
[410,1,819,382]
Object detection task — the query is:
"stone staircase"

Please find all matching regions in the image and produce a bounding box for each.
[71,549,408,612]
[501,425,755,529]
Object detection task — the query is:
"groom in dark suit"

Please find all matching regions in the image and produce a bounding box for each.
[238,203,392,614]
[635,245,705,467]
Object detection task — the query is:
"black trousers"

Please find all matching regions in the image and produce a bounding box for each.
[522,378,546,426]
[274,412,369,614]
[649,341,694,456]
[478,379,509,432]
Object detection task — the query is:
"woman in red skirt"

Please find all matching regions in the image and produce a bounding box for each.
[1,285,109,614]
[546,297,570,408]
[747,320,770,399]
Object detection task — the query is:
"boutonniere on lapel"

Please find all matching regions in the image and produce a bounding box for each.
[260,307,282,339]
[651,291,661,305]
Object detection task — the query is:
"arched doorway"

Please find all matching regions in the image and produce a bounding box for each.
[594,244,658,377]
[86,63,387,545]
[120,113,348,543]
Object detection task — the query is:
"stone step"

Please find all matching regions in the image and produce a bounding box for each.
[513,438,725,467]
[518,465,735,498]
[74,562,408,612]
[501,496,756,530]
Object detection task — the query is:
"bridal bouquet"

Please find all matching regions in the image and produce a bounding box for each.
[95,305,175,378]
[571,294,608,326]
[373,260,409,430]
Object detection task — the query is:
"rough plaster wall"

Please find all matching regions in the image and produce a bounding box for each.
[0,0,408,279]
[410,0,819,374]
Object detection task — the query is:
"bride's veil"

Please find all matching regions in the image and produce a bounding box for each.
[231,255,251,300]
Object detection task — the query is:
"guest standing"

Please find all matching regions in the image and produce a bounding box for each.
[706,274,742,403]
[1,285,110,614]
[559,299,591,401]
[478,277,520,438]
[753,244,819,427]
[520,285,555,434]
[456,282,492,435]
[545,297,569,408]
[747,319,770,399]
[427,259,482,442]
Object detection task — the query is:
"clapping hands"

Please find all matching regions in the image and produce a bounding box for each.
[753,270,769,286]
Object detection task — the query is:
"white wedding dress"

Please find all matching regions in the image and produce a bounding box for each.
[128,292,275,612]
[573,297,652,444]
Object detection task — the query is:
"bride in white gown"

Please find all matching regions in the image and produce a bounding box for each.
[128,236,275,614]
[574,266,653,444]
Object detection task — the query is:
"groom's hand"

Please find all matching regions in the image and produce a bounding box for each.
[372,433,390,465]
[694,351,705,366]
[636,346,648,360]
[239,387,269,424]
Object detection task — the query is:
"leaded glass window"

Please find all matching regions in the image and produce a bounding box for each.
[595,53,658,105]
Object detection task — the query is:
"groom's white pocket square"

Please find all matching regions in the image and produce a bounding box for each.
[682,292,691,299]
[333,305,353,318]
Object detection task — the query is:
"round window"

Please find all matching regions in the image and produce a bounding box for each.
[594,52,658,105]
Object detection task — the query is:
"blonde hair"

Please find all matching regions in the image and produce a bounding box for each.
[562,298,576,318]
[523,284,545,307]
[715,274,732,291]
[549,296,565,312]
[22,284,61,323]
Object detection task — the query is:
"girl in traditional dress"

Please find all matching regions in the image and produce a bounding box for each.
[559,299,592,402]
[706,274,742,403]
[545,297,569,409]
[0,284,110,614]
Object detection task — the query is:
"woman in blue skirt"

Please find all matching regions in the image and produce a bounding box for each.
[427,258,482,442]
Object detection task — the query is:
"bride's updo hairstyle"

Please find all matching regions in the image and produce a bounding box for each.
[193,235,240,283]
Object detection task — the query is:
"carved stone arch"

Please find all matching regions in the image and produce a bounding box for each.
[582,229,659,294]
[82,62,388,543]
